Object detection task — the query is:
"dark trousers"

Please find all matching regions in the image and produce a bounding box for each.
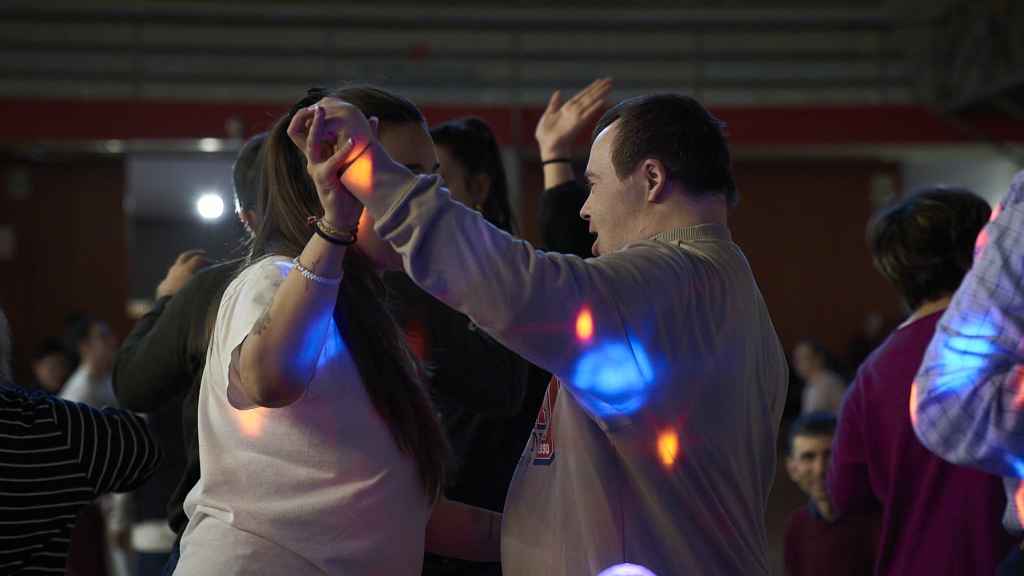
[998,546,1024,576]
[159,537,181,576]
[422,553,501,576]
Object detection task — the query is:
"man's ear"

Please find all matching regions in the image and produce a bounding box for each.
[639,158,669,203]
[369,116,380,139]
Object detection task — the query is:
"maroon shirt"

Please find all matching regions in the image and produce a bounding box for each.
[828,311,1015,575]
[784,505,880,576]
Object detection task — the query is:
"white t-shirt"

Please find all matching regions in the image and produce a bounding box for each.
[176,256,429,575]
[59,365,116,409]
[800,370,848,415]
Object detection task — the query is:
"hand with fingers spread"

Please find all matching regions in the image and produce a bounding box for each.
[287,99,376,232]
[535,78,613,161]
[156,249,210,298]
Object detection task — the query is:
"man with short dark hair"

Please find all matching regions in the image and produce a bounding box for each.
[829,188,1014,575]
[783,412,879,576]
[303,91,789,574]
[112,132,265,575]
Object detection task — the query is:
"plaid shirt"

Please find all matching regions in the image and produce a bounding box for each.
[912,171,1024,533]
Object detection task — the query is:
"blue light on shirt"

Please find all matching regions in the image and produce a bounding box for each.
[571,340,656,417]
[930,319,1001,395]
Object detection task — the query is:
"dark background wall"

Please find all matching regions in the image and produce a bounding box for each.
[0,153,129,384]
[129,217,247,301]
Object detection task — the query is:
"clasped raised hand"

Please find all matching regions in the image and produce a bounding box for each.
[287,98,377,230]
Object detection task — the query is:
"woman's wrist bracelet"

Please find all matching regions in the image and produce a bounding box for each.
[291,257,343,286]
[308,216,357,245]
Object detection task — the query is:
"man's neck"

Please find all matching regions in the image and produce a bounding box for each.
[639,191,728,240]
[813,496,836,522]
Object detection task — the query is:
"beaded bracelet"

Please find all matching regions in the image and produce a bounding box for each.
[291,257,342,286]
[307,216,358,246]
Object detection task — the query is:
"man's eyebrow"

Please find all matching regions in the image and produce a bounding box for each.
[584,170,599,182]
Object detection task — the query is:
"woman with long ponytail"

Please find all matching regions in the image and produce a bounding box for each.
[175,86,449,575]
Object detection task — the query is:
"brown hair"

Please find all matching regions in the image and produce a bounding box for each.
[251,85,447,500]
[868,187,991,311]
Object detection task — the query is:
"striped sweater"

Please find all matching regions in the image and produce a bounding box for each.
[0,384,160,574]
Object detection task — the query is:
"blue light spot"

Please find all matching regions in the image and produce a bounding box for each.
[317,321,348,369]
[571,340,656,417]
[1007,454,1024,479]
[276,259,348,374]
[931,319,1001,395]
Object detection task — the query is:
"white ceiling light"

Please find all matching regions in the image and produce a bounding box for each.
[196,192,225,220]
[198,138,222,153]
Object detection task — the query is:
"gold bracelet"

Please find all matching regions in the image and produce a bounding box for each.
[310,216,356,237]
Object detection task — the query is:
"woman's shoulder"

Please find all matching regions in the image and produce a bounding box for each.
[226,256,291,295]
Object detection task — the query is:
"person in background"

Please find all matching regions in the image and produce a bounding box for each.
[793,340,847,414]
[829,188,1014,575]
[535,78,610,258]
[0,306,162,574]
[783,412,879,576]
[58,315,127,574]
[296,87,788,574]
[60,316,118,408]
[112,132,265,575]
[910,174,1024,575]
[31,336,72,394]
[382,116,531,576]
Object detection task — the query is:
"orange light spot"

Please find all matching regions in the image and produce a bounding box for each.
[236,408,265,438]
[1012,367,1024,409]
[909,381,920,427]
[975,228,989,256]
[345,150,374,194]
[576,308,594,342]
[991,203,1003,223]
[657,429,680,468]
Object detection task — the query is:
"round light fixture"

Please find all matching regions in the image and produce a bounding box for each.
[196,192,225,220]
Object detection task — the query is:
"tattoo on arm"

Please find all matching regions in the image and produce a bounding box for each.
[253,307,272,337]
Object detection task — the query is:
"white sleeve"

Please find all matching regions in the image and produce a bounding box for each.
[212,257,291,409]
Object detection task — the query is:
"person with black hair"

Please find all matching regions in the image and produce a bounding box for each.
[534,78,610,258]
[783,412,879,576]
[294,90,787,575]
[382,116,534,576]
[792,339,847,414]
[431,117,517,234]
[113,132,266,575]
[31,336,71,393]
[829,187,1013,575]
[60,315,118,409]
